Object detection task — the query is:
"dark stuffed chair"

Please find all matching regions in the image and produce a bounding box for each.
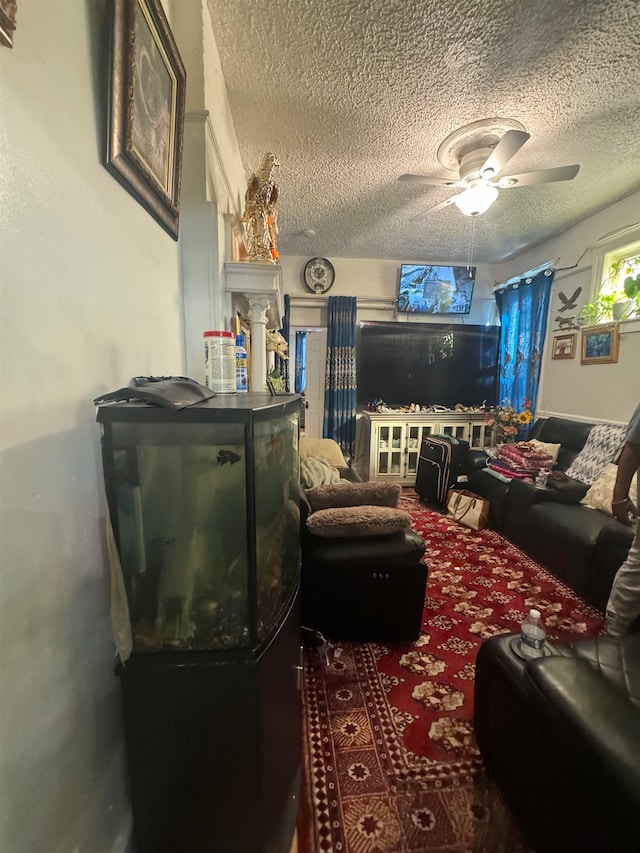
[297,447,427,643]
[474,632,640,853]
[301,506,427,642]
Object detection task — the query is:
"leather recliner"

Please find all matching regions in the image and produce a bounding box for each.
[474,632,640,853]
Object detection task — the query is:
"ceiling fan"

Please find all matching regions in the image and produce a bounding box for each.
[399,130,580,217]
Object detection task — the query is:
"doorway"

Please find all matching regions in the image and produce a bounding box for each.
[291,327,326,438]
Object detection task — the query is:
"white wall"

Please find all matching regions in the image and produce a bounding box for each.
[169,0,247,380]
[0,3,185,851]
[491,192,640,424]
[281,196,640,428]
[281,256,497,328]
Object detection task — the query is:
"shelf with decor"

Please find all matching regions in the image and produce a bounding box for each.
[356,411,494,484]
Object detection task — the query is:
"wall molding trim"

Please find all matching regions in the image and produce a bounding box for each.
[536,410,627,427]
[184,109,239,217]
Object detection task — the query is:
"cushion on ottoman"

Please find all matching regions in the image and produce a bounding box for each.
[306,505,411,537]
[306,481,400,511]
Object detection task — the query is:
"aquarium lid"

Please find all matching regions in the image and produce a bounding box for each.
[93,376,216,410]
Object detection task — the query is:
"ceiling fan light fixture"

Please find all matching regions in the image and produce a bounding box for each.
[454,183,499,216]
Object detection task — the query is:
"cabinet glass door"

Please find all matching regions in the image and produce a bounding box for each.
[376,425,390,474]
[439,422,469,441]
[406,425,421,475]
[471,422,494,449]
[376,424,403,477]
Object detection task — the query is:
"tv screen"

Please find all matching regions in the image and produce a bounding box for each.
[357,321,499,409]
[398,264,475,314]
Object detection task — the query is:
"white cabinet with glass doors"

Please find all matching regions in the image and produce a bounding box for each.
[356,412,494,485]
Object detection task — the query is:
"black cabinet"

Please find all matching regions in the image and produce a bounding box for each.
[119,588,301,853]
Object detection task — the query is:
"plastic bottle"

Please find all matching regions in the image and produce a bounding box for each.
[235,334,248,392]
[520,608,546,658]
[535,468,549,489]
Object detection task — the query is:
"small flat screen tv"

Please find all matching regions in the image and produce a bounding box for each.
[398,263,475,314]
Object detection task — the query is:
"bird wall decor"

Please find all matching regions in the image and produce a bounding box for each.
[557,287,582,312]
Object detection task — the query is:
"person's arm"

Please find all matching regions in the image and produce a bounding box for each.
[612,440,640,526]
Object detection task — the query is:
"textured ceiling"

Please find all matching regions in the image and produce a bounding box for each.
[206,0,640,263]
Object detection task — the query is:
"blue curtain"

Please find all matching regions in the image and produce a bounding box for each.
[295,331,307,393]
[495,268,554,428]
[275,293,290,391]
[323,296,357,461]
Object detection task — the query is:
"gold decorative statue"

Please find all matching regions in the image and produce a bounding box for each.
[242,152,280,263]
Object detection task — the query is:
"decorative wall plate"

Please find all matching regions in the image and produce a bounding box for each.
[303,257,335,294]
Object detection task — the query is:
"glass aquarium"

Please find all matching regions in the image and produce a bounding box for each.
[97,393,301,653]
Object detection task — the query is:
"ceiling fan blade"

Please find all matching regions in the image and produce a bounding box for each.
[482,199,504,223]
[497,164,580,187]
[479,130,531,179]
[399,173,462,188]
[412,196,457,219]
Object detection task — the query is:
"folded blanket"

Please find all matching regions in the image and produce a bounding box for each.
[300,456,343,488]
[491,442,554,479]
[497,442,553,469]
[487,461,535,481]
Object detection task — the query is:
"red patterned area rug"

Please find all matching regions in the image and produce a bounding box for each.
[298,496,604,853]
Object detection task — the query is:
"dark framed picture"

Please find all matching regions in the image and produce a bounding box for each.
[106,0,186,239]
[0,0,17,48]
[581,326,620,365]
[266,379,291,397]
[551,332,576,360]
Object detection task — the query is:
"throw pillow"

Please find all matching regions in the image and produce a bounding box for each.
[306,481,401,512]
[306,506,411,538]
[529,439,562,466]
[299,437,347,467]
[580,463,638,516]
[564,423,627,486]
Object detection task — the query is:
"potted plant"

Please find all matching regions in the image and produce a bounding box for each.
[622,269,640,315]
[579,257,640,324]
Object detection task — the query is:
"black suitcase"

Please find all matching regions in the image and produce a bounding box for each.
[415,435,469,505]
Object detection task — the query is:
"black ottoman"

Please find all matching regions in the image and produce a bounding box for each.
[474,632,640,853]
[301,528,427,642]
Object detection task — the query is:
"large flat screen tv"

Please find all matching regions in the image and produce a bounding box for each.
[398,263,475,314]
[357,321,499,409]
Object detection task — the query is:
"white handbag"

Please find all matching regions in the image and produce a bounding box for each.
[446,488,490,530]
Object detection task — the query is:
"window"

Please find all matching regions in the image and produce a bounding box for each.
[599,245,640,298]
[588,224,640,323]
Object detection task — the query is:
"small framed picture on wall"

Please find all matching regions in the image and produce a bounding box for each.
[551,333,576,359]
[581,326,620,365]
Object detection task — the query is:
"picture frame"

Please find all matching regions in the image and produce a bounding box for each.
[581,326,620,365]
[551,332,576,360]
[106,0,186,240]
[266,379,291,397]
[0,0,17,48]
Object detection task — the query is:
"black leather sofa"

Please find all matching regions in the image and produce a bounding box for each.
[467,417,633,610]
[474,632,640,853]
